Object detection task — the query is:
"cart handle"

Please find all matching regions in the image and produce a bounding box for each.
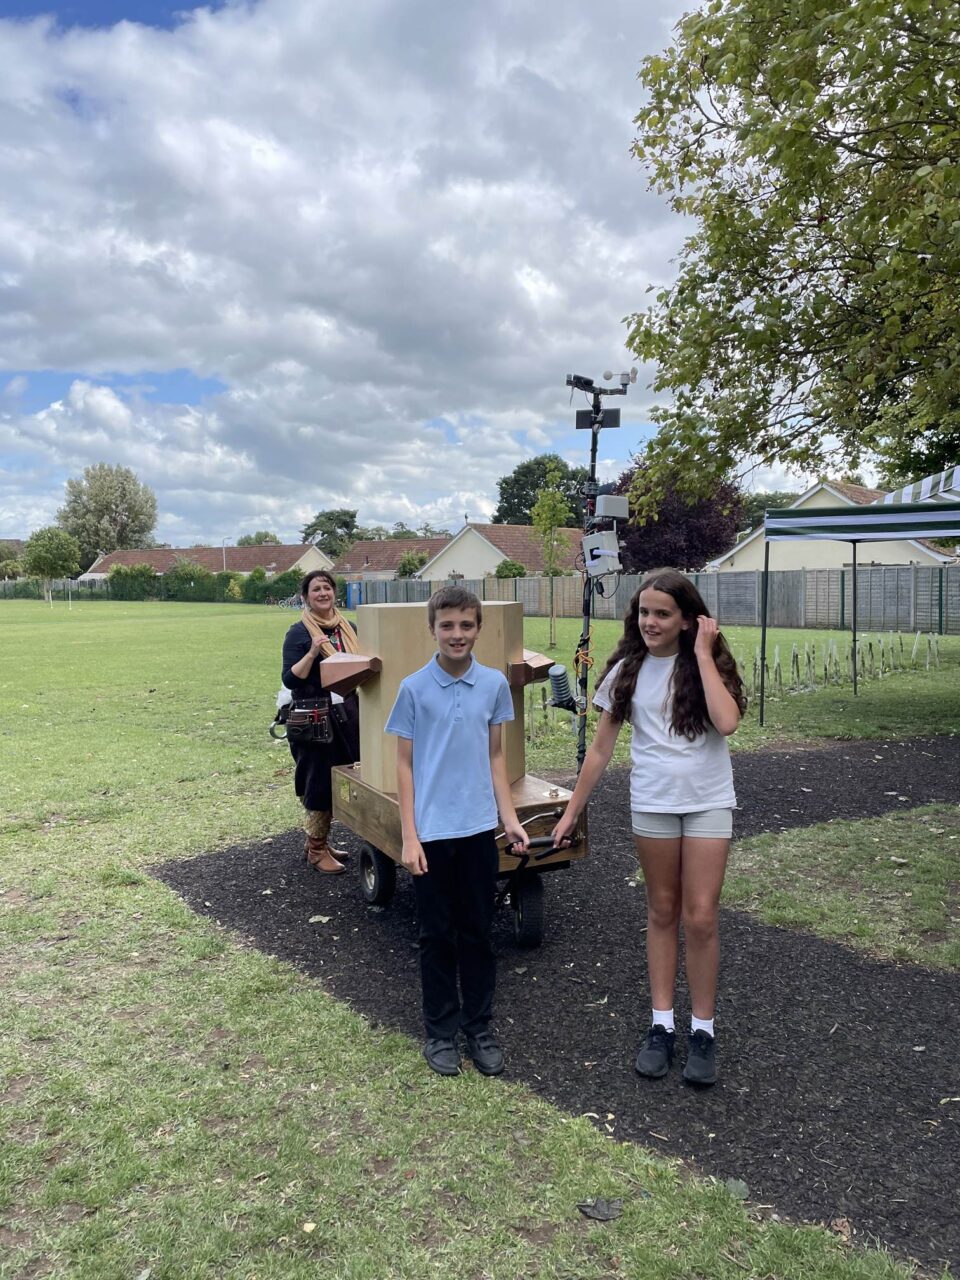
[502,835,579,863]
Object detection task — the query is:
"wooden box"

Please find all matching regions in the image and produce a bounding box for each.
[355,600,525,793]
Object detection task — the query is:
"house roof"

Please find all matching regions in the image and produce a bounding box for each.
[333,538,452,575]
[818,479,886,505]
[0,538,25,557]
[86,544,321,575]
[419,523,582,576]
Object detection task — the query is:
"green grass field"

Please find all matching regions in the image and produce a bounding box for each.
[1,600,957,1279]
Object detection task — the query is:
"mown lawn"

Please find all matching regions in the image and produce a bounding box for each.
[1,600,955,1279]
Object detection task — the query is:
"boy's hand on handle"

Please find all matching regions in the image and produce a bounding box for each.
[401,837,428,876]
[503,820,529,853]
[694,615,719,661]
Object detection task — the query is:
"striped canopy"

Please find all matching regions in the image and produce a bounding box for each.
[875,467,960,505]
[764,501,960,542]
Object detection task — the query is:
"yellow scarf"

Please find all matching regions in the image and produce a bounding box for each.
[300,606,360,659]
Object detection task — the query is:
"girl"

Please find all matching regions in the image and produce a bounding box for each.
[552,569,746,1085]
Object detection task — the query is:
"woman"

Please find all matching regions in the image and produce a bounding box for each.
[282,569,361,874]
[553,569,746,1085]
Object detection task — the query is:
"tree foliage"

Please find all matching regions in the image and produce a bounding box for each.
[23,527,81,586]
[493,454,586,526]
[57,463,157,571]
[108,563,159,601]
[396,551,428,578]
[619,460,743,572]
[494,558,527,579]
[0,559,23,579]
[741,489,798,530]
[237,531,282,546]
[300,508,359,558]
[630,0,960,512]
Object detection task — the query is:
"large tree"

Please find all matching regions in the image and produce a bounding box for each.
[300,508,359,558]
[492,454,586,526]
[237,530,281,546]
[618,461,743,573]
[23,527,81,600]
[741,490,798,531]
[629,0,960,515]
[57,463,157,571]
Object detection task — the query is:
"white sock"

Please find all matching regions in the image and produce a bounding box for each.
[691,1016,715,1038]
[652,1008,675,1033]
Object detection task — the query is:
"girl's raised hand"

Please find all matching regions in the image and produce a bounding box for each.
[693,615,719,660]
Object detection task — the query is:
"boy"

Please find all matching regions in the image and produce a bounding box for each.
[385,587,529,1077]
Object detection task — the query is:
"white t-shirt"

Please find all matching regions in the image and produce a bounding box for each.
[593,656,736,813]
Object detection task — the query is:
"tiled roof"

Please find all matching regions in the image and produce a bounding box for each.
[465,523,581,573]
[333,538,452,574]
[87,545,318,575]
[822,480,887,506]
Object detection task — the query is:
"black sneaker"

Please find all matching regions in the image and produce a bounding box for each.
[682,1030,717,1085]
[464,1031,505,1076]
[423,1038,461,1076]
[635,1024,676,1078]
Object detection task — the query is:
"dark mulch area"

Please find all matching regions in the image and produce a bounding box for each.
[156,736,960,1274]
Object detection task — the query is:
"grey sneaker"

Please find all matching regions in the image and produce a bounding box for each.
[635,1024,676,1078]
[682,1030,717,1085]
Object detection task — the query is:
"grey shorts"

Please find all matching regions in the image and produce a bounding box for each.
[631,808,734,840]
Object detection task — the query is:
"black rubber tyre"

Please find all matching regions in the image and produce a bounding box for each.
[511,872,545,949]
[358,842,397,906]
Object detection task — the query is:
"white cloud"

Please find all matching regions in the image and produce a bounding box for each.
[0,0,689,543]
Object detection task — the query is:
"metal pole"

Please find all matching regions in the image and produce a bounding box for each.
[851,541,858,695]
[759,539,770,726]
[574,391,601,773]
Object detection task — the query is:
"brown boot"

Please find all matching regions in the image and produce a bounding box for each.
[313,810,350,861]
[305,833,346,874]
[304,810,348,873]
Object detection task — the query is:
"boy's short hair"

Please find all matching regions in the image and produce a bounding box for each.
[427,585,482,628]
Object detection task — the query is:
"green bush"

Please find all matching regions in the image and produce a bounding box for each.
[495,559,527,579]
[108,563,159,601]
[241,565,268,603]
[268,569,302,599]
[12,577,43,599]
[162,559,218,602]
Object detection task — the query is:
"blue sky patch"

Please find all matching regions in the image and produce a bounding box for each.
[3,369,227,413]
[0,1,223,30]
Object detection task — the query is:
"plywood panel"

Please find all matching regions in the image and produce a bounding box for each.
[356,600,526,792]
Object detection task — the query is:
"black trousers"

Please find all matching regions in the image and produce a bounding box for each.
[413,830,499,1040]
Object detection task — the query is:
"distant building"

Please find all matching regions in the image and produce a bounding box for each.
[416,523,581,581]
[79,543,332,582]
[707,481,957,571]
[332,538,452,582]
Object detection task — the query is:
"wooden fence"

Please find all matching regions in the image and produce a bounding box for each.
[356,565,960,633]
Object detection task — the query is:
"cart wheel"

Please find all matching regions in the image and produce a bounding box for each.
[359,842,396,906]
[511,873,544,949]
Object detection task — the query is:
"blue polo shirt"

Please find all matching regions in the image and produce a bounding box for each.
[385,654,514,842]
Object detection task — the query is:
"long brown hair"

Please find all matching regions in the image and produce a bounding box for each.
[598,569,746,739]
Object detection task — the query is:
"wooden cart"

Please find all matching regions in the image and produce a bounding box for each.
[332,762,586,947]
[322,601,588,948]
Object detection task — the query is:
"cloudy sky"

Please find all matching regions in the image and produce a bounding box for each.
[0,0,754,547]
